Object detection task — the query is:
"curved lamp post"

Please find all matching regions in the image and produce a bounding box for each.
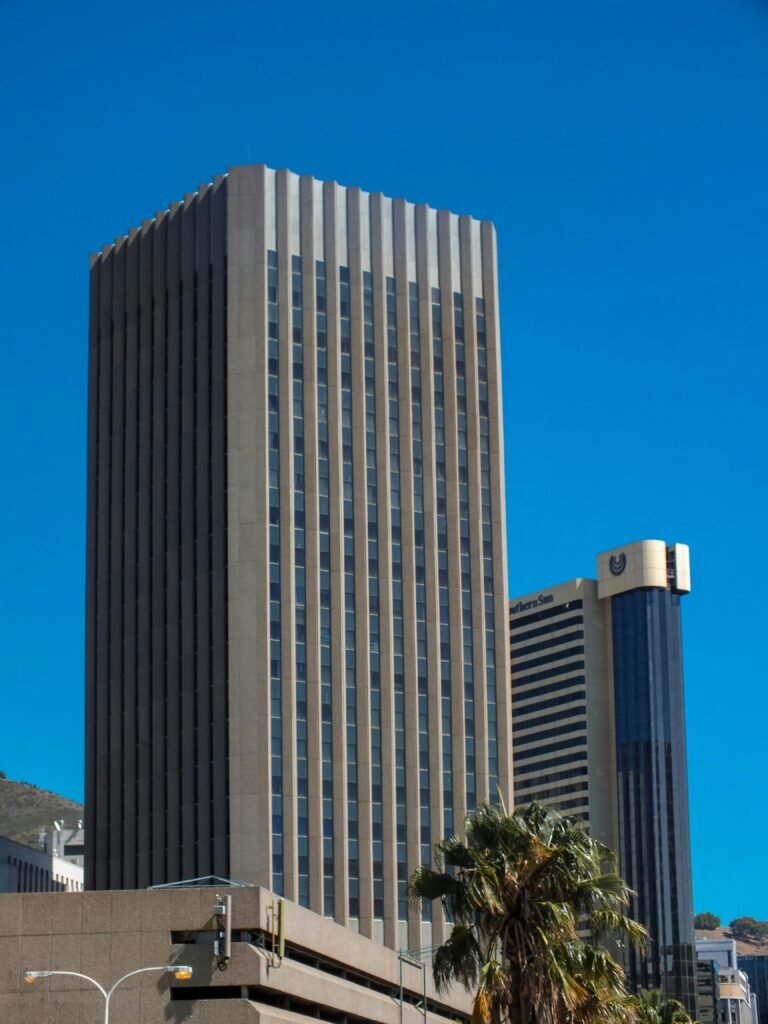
[24,964,193,1024]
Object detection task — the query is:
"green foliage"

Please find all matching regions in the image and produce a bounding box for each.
[408,802,646,1024]
[629,989,695,1024]
[729,917,768,942]
[694,913,721,931]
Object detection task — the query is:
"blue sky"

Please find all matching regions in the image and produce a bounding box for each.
[1,0,766,923]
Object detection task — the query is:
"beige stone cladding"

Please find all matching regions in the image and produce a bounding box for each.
[225,167,512,949]
[510,580,596,824]
[0,886,471,1024]
[580,582,618,855]
[596,539,691,600]
[508,575,618,853]
[87,164,512,952]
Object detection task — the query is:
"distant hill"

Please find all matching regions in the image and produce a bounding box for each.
[696,925,768,957]
[0,772,83,848]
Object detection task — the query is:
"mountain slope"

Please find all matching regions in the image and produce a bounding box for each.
[695,925,768,957]
[0,772,83,848]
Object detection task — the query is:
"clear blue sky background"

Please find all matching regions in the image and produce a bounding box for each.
[1,0,765,923]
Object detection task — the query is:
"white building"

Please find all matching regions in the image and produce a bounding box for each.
[697,937,760,1024]
[0,832,83,893]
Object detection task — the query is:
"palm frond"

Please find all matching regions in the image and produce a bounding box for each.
[407,866,455,904]
[411,801,640,1024]
[432,924,482,994]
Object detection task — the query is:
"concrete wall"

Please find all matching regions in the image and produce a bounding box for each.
[0,886,471,1024]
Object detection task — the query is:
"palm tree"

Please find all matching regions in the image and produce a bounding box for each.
[629,989,695,1024]
[407,802,646,1024]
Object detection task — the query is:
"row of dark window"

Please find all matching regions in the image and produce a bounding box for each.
[509,599,583,629]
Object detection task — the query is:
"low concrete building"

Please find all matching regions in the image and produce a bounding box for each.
[695,929,768,1024]
[39,822,85,868]
[717,967,758,1024]
[0,885,471,1023]
[698,937,739,971]
[0,834,83,894]
[697,938,759,1024]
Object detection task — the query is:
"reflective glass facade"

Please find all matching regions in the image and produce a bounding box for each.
[739,957,768,1024]
[509,542,696,1012]
[612,588,696,1009]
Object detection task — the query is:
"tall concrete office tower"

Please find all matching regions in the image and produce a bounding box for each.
[508,540,696,1011]
[85,164,513,949]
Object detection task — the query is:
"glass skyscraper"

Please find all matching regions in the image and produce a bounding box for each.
[85,164,512,950]
[509,540,697,1012]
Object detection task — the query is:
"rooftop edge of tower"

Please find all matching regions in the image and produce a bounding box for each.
[90,163,496,261]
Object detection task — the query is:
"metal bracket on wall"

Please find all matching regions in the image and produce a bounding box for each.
[213,893,232,971]
[267,898,286,968]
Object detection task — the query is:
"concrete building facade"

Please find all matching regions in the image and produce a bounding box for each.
[39,823,85,869]
[697,938,762,1024]
[86,164,513,950]
[0,835,83,894]
[0,885,470,1024]
[509,540,696,1011]
[697,938,739,972]
[714,968,758,1024]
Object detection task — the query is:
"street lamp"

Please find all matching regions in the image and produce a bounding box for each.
[24,964,193,1024]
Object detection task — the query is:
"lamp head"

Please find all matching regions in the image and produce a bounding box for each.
[24,971,52,983]
[170,966,193,981]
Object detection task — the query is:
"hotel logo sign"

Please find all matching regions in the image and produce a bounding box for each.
[510,594,554,616]
[609,553,627,576]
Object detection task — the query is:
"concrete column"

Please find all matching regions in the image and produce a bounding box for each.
[164,203,183,885]
[108,235,127,887]
[459,217,489,806]
[123,226,140,888]
[135,217,154,888]
[323,180,350,927]
[226,165,272,886]
[192,183,212,878]
[415,205,446,945]
[392,201,421,951]
[436,211,467,830]
[348,188,374,937]
[276,169,298,901]
[179,194,197,879]
[370,193,398,948]
[480,222,513,810]
[149,212,168,885]
[300,175,324,915]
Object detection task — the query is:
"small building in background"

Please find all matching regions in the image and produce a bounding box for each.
[0,831,83,893]
[38,820,85,867]
[697,937,760,1024]
[716,967,758,1024]
[697,937,739,971]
